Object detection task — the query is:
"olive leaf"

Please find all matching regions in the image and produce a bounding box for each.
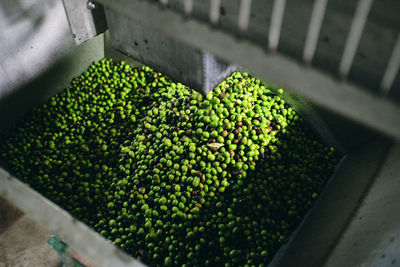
[207,143,224,149]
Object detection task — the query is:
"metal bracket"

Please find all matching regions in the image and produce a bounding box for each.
[62,0,108,45]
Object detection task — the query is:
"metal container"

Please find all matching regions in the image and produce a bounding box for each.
[0,1,399,267]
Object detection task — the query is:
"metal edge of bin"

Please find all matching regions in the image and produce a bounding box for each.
[0,167,145,267]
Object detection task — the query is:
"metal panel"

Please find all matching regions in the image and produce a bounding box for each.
[0,0,105,132]
[0,34,105,132]
[96,0,400,139]
[0,0,73,98]
[270,137,392,267]
[61,0,107,45]
[324,140,400,267]
[105,7,237,95]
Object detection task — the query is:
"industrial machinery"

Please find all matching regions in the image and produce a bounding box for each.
[0,0,399,266]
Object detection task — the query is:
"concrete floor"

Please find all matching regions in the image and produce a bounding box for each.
[0,197,60,267]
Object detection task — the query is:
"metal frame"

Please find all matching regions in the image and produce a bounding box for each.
[303,0,328,64]
[381,34,400,95]
[338,0,374,79]
[97,0,400,140]
[268,0,286,51]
